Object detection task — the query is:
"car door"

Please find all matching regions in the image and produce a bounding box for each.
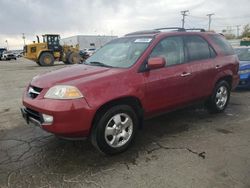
[142,36,193,115]
[183,35,217,100]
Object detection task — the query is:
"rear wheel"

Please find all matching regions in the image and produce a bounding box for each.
[206,80,230,113]
[91,105,138,155]
[68,52,81,64]
[39,52,54,66]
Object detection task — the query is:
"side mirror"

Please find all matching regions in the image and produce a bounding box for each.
[147,57,166,70]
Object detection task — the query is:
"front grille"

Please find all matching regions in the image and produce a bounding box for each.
[24,108,43,124]
[28,86,43,99]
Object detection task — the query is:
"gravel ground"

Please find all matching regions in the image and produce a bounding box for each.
[0,58,250,188]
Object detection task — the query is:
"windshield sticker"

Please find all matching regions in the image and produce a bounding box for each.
[134,38,152,43]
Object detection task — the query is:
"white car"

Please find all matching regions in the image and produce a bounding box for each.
[2,51,17,60]
[84,48,96,56]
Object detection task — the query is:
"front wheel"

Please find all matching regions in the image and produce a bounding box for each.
[39,52,54,66]
[91,105,138,155]
[206,80,230,113]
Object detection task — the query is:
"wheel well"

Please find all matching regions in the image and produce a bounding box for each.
[91,96,144,130]
[217,75,232,89]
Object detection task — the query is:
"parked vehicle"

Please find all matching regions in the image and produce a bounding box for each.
[79,50,90,62]
[234,46,250,89]
[21,27,239,155]
[2,51,17,60]
[84,48,96,56]
[0,48,7,60]
[14,51,23,58]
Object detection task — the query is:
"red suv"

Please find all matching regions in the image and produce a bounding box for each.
[21,28,239,155]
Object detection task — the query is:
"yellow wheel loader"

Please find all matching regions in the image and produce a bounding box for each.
[23,34,81,66]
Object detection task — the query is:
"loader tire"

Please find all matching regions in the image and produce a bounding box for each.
[39,52,54,66]
[68,52,81,64]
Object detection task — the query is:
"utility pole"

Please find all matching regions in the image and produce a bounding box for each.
[207,13,214,31]
[181,10,189,28]
[22,33,26,46]
[236,25,240,38]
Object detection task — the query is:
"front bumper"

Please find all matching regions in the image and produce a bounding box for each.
[21,95,95,138]
[21,107,42,127]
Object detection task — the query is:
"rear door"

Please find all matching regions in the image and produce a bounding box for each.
[183,35,217,100]
[143,36,193,115]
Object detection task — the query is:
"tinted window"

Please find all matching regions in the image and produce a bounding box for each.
[210,35,234,55]
[150,36,184,66]
[185,36,211,61]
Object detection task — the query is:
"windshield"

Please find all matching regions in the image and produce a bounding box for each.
[85,37,152,68]
[234,48,250,61]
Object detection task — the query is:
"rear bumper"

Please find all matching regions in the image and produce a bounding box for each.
[22,95,95,138]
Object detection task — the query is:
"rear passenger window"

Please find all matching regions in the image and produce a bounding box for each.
[210,35,234,55]
[150,36,184,66]
[185,36,212,61]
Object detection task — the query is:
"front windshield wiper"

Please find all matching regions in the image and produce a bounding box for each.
[86,61,113,68]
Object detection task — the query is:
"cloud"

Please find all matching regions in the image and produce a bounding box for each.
[0,0,249,49]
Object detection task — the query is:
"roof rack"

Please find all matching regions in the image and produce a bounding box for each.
[124,27,207,36]
[125,30,160,36]
[155,27,186,32]
[185,28,206,32]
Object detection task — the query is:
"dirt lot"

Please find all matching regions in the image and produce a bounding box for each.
[0,58,250,188]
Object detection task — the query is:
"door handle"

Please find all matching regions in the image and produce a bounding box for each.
[181,72,192,77]
[215,65,221,69]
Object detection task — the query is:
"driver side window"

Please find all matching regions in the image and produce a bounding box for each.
[150,36,184,66]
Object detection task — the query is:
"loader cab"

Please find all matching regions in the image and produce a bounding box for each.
[43,34,61,52]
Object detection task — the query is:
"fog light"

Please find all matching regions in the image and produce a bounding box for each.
[42,114,53,124]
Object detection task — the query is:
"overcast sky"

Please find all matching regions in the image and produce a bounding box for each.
[0,0,249,49]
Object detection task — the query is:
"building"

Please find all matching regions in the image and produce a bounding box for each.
[61,35,118,50]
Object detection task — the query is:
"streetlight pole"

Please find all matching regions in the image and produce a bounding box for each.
[22,33,26,46]
[236,25,240,38]
[181,10,189,28]
[5,40,8,50]
[207,13,215,31]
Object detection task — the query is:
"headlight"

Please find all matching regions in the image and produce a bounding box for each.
[238,69,250,74]
[44,85,83,99]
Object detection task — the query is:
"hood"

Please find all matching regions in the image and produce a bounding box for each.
[31,64,122,88]
[239,61,250,70]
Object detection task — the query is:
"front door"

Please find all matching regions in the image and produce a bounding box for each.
[143,36,192,115]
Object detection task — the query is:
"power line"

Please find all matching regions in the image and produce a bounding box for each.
[181,10,189,28]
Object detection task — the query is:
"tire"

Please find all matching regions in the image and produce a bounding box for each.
[39,52,54,66]
[63,52,71,64]
[36,61,41,66]
[91,105,138,155]
[68,52,81,64]
[206,80,230,113]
